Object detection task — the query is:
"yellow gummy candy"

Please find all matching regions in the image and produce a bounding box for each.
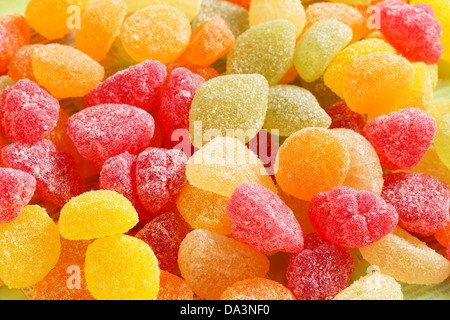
[125,0,202,21]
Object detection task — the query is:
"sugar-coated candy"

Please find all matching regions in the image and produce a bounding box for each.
[126,0,202,21]
[325,102,366,134]
[84,234,160,300]
[32,263,94,300]
[135,147,187,215]
[158,67,205,147]
[0,79,59,143]
[0,76,14,93]
[178,16,235,67]
[0,136,7,167]
[308,186,398,248]
[2,139,83,208]
[225,0,251,10]
[189,74,269,148]
[57,237,93,266]
[446,245,450,261]
[343,52,415,115]
[295,19,352,83]
[286,233,354,300]
[298,75,341,108]
[263,85,331,137]
[135,211,191,273]
[227,183,304,253]
[0,205,60,288]
[382,172,449,237]
[429,99,450,125]
[433,111,450,170]
[246,129,279,176]
[192,0,250,38]
[331,129,383,195]
[176,182,232,235]
[360,227,450,285]
[178,229,270,300]
[121,5,191,64]
[227,20,296,86]
[324,38,397,99]
[7,44,42,82]
[0,14,30,73]
[0,168,36,223]
[75,0,127,62]
[220,278,295,300]
[32,44,105,99]
[186,137,277,197]
[274,128,350,201]
[249,0,306,39]
[377,0,443,64]
[166,62,220,82]
[363,108,437,170]
[58,190,139,240]
[435,220,450,248]
[66,104,155,164]
[86,60,166,112]
[333,272,403,300]
[157,270,194,300]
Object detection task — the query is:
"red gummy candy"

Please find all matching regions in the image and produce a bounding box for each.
[227,183,304,253]
[446,245,450,261]
[85,60,167,111]
[0,168,36,222]
[158,67,205,148]
[325,101,366,134]
[286,233,354,300]
[308,186,398,248]
[136,147,188,216]
[135,211,192,273]
[363,108,436,170]
[378,0,443,64]
[382,172,450,237]
[0,79,59,143]
[246,129,279,177]
[66,104,155,164]
[1,139,83,208]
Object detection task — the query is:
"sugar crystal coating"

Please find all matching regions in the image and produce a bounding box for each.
[7,44,42,82]
[126,0,202,22]
[85,234,160,300]
[435,219,450,248]
[157,270,194,300]
[0,14,30,73]
[325,101,366,134]
[433,111,450,170]
[220,278,295,300]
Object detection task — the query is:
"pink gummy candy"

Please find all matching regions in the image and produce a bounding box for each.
[66,104,155,164]
[85,60,167,111]
[377,0,443,64]
[0,167,36,222]
[325,101,366,134]
[363,108,436,171]
[136,147,188,216]
[308,186,398,248]
[0,79,59,143]
[135,211,192,273]
[226,183,304,253]
[381,172,449,237]
[1,139,83,208]
[286,233,354,300]
[157,67,205,148]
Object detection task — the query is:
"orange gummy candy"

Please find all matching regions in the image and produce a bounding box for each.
[157,270,194,300]
[7,44,42,82]
[220,277,295,300]
[0,14,30,73]
[435,219,450,248]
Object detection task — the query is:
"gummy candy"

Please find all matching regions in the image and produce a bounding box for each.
[363,108,437,170]
[286,233,354,300]
[120,5,191,64]
[57,237,93,266]
[333,272,403,300]
[435,220,450,248]
[325,102,366,134]
[249,0,306,39]
[428,99,450,125]
[165,62,220,82]
[32,263,94,300]
[294,19,353,83]
[58,190,139,240]
[220,278,295,300]
[0,75,14,93]
[178,16,235,67]
[433,111,450,170]
[135,211,191,273]
[75,0,128,62]
[308,186,398,248]
[126,0,202,21]
[227,183,304,253]
[7,44,42,82]
[227,20,296,86]
[178,229,270,300]
[0,14,30,73]
[189,74,269,148]
[157,270,194,300]
[359,227,450,285]
[84,234,160,300]
[32,44,105,99]
[274,127,350,201]
[263,85,331,137]
[0,205,60,288]
[382,172,449,237]
[0,79,59,143]
[2,139,83,208]
[0,168,36,223]
[298,75,341,108]
[66,104,155,164]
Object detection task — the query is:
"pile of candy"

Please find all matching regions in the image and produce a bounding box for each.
[1,0,450,301]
